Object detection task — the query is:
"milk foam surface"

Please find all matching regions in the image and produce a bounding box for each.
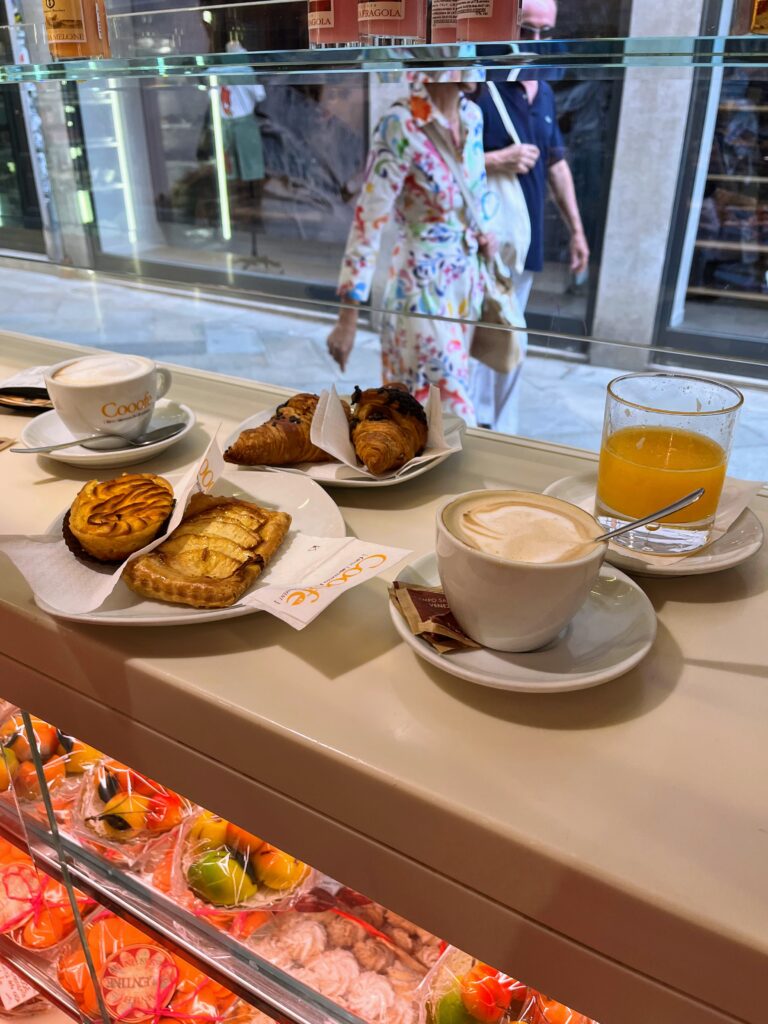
[448,494,596,564]
[53,355,148,386]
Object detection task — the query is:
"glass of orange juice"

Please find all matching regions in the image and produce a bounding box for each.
[596,373,743,554]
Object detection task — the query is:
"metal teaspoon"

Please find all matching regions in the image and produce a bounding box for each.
[593,488,706,543]
[11,422,186,454]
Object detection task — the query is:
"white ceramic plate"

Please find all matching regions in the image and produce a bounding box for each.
[36,471,345,626]
[544,473,764,577]
[19,401,196,468]
[390,553,656,693]
[224,409,464,488]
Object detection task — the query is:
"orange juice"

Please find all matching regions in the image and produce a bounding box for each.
[597,426,726,524]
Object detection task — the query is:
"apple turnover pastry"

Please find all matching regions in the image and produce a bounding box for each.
[66,473,174,562]
[123,493,291,608]
[224,393,349,466]
[351,385,428,475]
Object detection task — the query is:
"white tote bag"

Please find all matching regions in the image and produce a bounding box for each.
[486,81,532,275]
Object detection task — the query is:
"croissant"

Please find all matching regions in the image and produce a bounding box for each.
[224,393,332,465]
[123,493,291,608]
[351,385,429,475]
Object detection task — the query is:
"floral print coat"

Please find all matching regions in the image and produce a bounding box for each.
[338,79,492,424]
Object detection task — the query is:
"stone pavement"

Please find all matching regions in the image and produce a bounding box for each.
[0,261,766,481]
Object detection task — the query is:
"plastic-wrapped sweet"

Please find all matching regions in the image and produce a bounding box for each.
[245,885,436,1023]
[536,993,594,1024]
[0,711,103,822]
[174,810,312,915]
[57,911,245,1024]
[0,839,94,952]
[75,759,193,867]
[421,948,533,1024]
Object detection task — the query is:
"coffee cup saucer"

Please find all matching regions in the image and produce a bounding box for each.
[18,400,196,468]
[389,553,656,693]
[543,473,764,577]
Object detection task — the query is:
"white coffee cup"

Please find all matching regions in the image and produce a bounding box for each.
[45,354,172,440]
[436,489,607,652]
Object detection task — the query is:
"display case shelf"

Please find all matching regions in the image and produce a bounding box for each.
[0,803,364,1024]
[1,35,768,85]
[0,935,81,1021]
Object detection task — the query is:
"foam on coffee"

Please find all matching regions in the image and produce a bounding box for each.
[53,355,148,387]
[444,491,598,564]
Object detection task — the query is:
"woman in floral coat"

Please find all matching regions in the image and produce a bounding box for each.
[327,72,494,425]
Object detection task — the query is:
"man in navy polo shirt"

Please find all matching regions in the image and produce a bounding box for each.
[470,0,589,433]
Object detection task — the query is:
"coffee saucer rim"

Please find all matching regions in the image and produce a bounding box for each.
[19,400,196,467]
[389,553,657,694]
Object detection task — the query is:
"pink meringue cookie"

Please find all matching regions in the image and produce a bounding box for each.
[301,949,360,1001]
[279,918,328,964]
[344,971,397,1022]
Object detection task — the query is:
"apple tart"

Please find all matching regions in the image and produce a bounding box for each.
[66,473,174,562]
[123,493,291,608]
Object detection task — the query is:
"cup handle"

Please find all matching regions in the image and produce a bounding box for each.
[156,368,172,399]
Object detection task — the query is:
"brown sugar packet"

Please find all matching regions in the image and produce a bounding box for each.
[389,581,481,653]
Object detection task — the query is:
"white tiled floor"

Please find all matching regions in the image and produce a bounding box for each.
[1,261,766,481]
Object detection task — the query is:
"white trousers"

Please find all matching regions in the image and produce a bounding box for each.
[469,269,534,434]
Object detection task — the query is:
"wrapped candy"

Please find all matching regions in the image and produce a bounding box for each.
[172,811,312,921]
[57,912,245,1024]
[151,843,271,943]
[75,760,193,868]
[420,948,533,1024]
[0,841,94,952]
[535,994,594,1024]
[0,711,103,822]
[420,948,598,1024]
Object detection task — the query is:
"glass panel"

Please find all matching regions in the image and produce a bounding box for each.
[0,701,606,1024]
[666,64,768,362]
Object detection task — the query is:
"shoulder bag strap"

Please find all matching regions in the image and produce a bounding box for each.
[421,122,485,237]
[487,82,522,148]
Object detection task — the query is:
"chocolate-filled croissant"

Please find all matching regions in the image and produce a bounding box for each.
[224,393,329,465]
[351,384,428,475]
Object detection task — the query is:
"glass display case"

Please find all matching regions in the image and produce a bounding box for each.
[0,4,767,1024]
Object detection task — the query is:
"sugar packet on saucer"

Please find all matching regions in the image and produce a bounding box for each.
[310,384,461,481]
[389,581,481,654]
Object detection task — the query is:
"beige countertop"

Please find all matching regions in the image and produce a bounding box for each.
[0,332,766,1024]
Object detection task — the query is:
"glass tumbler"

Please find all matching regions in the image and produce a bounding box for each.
[595,372,743,555]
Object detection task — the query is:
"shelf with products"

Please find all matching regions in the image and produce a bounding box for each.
[687,284,768,300]
[694,239,768,252]
[0,35,768,85]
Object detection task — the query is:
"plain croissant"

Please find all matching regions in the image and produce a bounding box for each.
[351,384,428,475]
[224,393,330,465]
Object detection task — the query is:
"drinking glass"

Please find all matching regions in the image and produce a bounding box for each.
[595,372,743,554]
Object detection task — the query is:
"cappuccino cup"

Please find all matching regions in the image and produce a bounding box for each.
[45,354,172,440]
[437,489,606,652]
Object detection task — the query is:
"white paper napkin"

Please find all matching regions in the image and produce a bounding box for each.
[244,534,411,628]
[0,435,225,613]
[310,384,461,481]
[0,366,48,391]
[0,437,410,626]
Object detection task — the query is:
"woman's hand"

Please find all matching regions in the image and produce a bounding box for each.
[477,232,499,261]
[486,143,540,174]
[327,304,359,372]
